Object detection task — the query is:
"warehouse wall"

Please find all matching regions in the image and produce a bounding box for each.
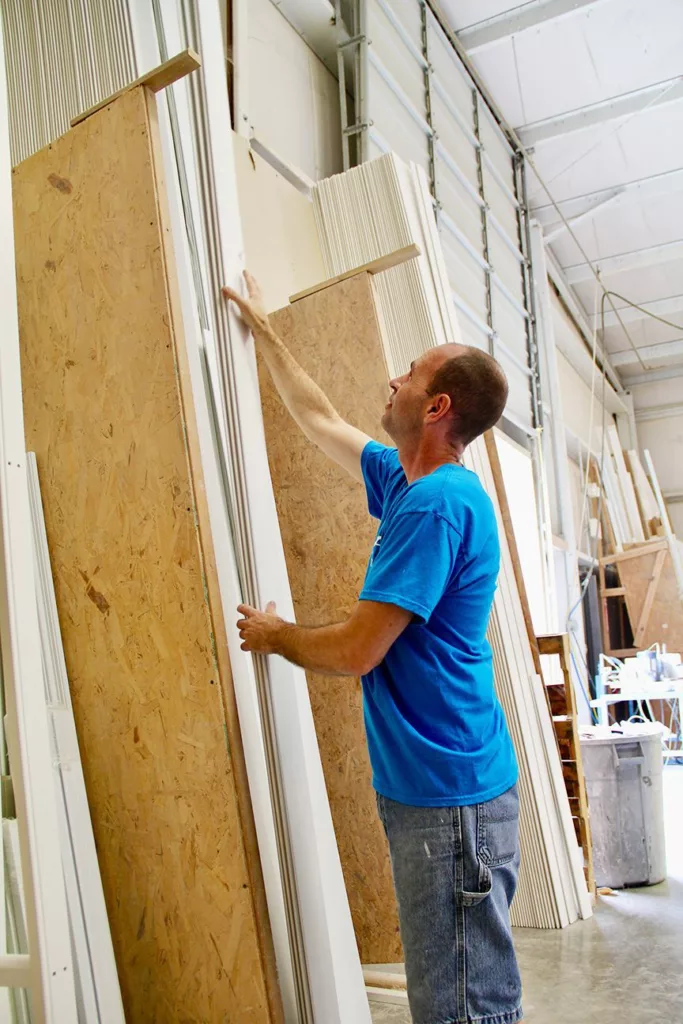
[627,376,683,537]
[244,0,342,181]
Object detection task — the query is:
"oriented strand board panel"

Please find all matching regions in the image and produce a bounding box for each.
[262,273,402,963]
[233,133,327,311]
[618,548,683,653]
[13,87,279,1023]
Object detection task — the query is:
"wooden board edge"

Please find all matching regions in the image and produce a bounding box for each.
[71,49,201,127]
[289,243,421,303]
[142,89,285,1024]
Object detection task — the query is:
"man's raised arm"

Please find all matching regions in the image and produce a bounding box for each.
[223,271,370,483]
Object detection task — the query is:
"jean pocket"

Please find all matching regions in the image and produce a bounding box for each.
[460,861,493,907]
[478,785,519,868]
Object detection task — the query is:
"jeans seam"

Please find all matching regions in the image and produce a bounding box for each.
[454,806,467,1024]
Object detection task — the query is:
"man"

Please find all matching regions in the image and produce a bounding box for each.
[223,271,523,1024]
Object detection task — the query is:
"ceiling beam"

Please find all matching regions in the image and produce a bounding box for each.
[611,338,683,368]
[591,294,683,330]
[543,187,624,243]
[622,364,683,387]
[531,166,683,224]
[457,0,610,53]
[518,75,683,147]
[565,239,683,284]
[635,401,683,422]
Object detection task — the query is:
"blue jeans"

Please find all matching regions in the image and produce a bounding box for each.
[377,785,523,1024]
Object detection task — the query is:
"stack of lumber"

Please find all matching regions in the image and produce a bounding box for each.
[313,153,591,929]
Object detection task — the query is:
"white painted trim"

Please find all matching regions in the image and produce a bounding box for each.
[457,0,610,53]
[28,454,125,1024]
[518,76,683,146]
[0,16,77,1019]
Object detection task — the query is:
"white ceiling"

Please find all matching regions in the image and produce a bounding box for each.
[445,0,683,398]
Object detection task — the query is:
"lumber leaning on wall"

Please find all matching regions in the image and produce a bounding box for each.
[13,85,282,1024]
[261,272,402,964]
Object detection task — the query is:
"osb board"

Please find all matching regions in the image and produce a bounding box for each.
[619,548,683,652]
[261,273,402,964]
[13,87,277,1023]
[233,133,326,311]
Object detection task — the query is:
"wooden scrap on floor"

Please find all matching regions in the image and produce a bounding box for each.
[70,49,201,126]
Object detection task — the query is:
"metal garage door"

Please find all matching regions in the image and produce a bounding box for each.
[341,0,539,433]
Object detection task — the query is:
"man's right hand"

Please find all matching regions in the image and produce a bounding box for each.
[222,267,371,483]
[222,270,272,341]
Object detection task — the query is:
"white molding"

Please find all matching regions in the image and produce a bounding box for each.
[457,0,610,52]
[28,454,125,1024]
[0,15,77,1020]
[518,76,683,146]
[565,239,683,285]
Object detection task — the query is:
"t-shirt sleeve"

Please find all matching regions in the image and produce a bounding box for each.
[361,440,400,519]
[360,511,461,624]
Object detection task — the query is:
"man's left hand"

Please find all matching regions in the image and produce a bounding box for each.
[237,601,284,654]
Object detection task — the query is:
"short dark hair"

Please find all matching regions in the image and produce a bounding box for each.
[427,347,508,446]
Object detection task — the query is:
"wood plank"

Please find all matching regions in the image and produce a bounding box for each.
[600,540,668,565]
[263,275,402,963]
[70,49,201,127]
[14,87,277,1024]
[289,243,421,302]
[487,433,544,679]
[634,548,667,646]
[601,587,626,597]
[618,548,683,653]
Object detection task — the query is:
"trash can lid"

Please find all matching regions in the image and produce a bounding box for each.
[579,721,666,745]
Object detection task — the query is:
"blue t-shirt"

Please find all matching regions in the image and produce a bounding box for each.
[359,440,518,807]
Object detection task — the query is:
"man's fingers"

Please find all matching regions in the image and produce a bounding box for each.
[265,600,277,615]
[243,269,259,299]
[222,286,249,313]
[237,604,255,616]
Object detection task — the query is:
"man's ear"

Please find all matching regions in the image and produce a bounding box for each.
[425,392,452,422]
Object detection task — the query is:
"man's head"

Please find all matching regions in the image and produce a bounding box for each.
[381,343,508,454]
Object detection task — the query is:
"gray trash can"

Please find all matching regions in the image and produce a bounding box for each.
[580,725,667,888]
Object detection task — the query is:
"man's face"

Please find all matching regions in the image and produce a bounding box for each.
[381,345,463,443]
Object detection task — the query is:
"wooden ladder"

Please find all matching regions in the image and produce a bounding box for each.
[537,633,596,895]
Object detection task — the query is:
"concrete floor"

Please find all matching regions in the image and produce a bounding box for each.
[370,765,683,1024]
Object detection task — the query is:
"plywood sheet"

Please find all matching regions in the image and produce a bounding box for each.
[618,547,683,653]
[262,273,402,963]
[13,87,278,1023]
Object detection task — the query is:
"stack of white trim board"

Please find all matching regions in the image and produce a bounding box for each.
[314,153,592,929]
